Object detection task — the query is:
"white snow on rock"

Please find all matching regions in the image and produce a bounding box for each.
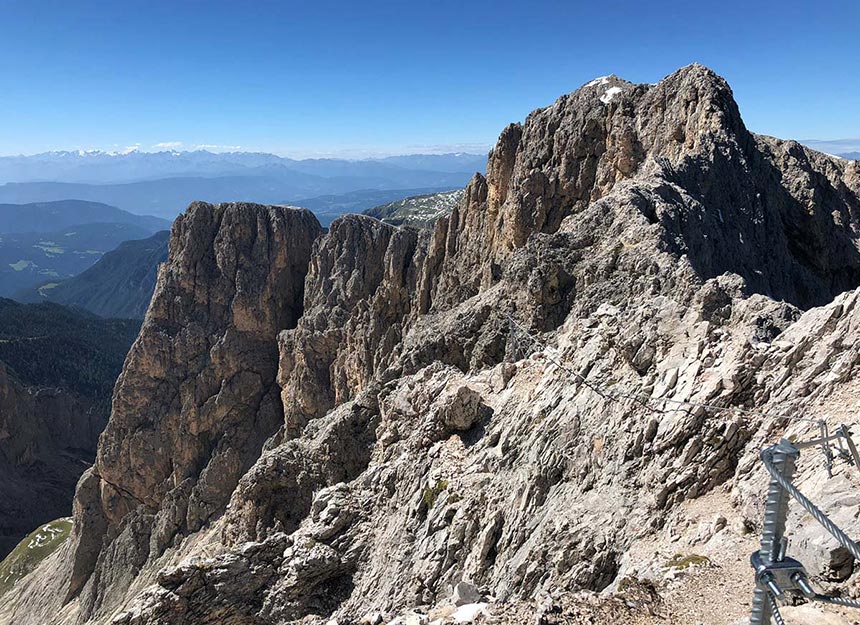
[600,86,623,104]
[452,603,489,623]
[26,523,65,549]
[585,75,611,88]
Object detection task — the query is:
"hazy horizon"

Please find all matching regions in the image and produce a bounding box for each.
[0,145,494,160]
[2,137,858,162]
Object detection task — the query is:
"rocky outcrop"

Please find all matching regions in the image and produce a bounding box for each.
[60,202,323,619]
[4,65,860,625]
[428,67,860,311]
[277,215,425,435]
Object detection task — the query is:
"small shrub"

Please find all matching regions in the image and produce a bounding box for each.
[665,553,711,569]
[422,479,449,509]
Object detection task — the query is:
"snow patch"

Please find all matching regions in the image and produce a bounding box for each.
[585,75,611,88]
[452,603,489,623]
[600,86,623,104]
[26,524,63,549]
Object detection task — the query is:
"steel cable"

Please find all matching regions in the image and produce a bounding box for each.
[506,313,825,425]
[811,594,860,609]
[761,448,860,562]
[767,593,786,625]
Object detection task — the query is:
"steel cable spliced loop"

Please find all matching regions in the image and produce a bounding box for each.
[750,438,860,624]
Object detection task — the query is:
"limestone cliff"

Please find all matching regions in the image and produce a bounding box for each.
[4,65,860,625]
[64,202,323,615]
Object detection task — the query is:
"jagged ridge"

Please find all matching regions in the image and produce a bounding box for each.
[3,64,860,625]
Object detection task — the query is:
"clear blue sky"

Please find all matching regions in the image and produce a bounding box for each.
[1,0,858,157]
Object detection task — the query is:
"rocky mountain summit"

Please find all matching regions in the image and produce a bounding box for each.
[3,64,860,625]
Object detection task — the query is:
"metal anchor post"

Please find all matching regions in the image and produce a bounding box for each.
[750,439,799,625]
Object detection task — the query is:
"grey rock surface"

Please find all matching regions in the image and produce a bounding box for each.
[452,581,482,606]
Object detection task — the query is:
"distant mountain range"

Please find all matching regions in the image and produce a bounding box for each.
[0,200,168,297]
[0,150,487,219]
[0,199,169,232]
[798,139,860,160]
[0,150,488,184]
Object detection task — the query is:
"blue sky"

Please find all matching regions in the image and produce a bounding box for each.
[0,0,858,157]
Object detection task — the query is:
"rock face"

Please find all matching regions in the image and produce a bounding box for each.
[4,65,860,625]
[0,301,139,560]
[0,366,100,558]
[63,202,323,613]
[277,215,426,435]
[430,71,860,311]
